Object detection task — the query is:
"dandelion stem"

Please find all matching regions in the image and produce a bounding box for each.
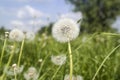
[51,65,62,80]
[68,41,73,80]
[0,43,16,80]
[92,44,120,80]
[0,38,7,66]
[17,39,25,67]
[14,69,17,80]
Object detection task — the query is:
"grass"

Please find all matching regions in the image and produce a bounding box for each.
[0,32,120,80]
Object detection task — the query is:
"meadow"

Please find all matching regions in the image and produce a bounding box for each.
[0,29,120,80]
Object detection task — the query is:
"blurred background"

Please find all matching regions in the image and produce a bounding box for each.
[0,0,120,34]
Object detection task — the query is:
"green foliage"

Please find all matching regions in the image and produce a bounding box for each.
[0,32,120,80]
[66,0,120,33]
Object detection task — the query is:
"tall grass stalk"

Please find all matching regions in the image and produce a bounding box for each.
[0,38,7,66]
[68,41,73,80]
[92,44,120,80]
[51,65,62,80]
[0,43,16,80]
[17,39,25,67]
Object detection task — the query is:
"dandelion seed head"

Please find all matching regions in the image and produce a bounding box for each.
[52,18,80,42]
[76,75,83,80]
[64,74,83,80]
[25,32,35,41]
[9,29,25,42]
[6,65,24,76]
[24,67,39,80]
[51,54,66,65]
[64,74,76,80]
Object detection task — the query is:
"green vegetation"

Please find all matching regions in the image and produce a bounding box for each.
[0,31,120,80]
[66,0,120,33]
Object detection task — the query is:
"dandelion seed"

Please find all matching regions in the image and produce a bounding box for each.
[24,67,39,80]
[9,29,25,42]
[25,32,35,41]
[51,54,66,65]
[52,18,80,43]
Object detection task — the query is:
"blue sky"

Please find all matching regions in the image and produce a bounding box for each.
[0,0,83,32]
[0,0,119,32]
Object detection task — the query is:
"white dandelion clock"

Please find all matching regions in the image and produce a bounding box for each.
[64,74,76,80]
[9,29,25,42]
[76,75,83,80]
[52,18,80,43]
[6,64,24,76]
[25,32,35,41]
[24,67,39,80]
[64,74,83,80]
[51,54,66,65]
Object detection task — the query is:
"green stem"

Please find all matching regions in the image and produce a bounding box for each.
[17,39,25,67]
[68,41,73,80]
[14,68,17,80]
[0,38,7,66]
[92,44,120,80]
[0,43,16,80]
[51,65,62,80]
[38,53,50,76]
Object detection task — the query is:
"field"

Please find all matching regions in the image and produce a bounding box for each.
[0,31,120,80]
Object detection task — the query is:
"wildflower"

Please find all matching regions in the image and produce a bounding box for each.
[64,74,83,80]
[9,29,25,42]
[51,54,66,65]
[52,18,80,43]
[25,32,35,41]
[24,67,39,80]
[6,64,24,76]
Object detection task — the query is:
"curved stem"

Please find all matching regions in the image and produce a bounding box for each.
[0,38,7,66]
[68,41,73,80]
[17,39,25,67]
[92,44,120,80]
[51,65,62,80]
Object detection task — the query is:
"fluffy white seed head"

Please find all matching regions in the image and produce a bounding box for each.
[64,74,76,80]
[64,74,83,80]
[52,18,80,43]
[24,67,39,80]
[51,54,66,65]
[9,29,25,42]
[25,32,35,41]
[6,65,24,76]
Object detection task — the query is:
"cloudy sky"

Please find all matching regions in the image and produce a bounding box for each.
[0,0,119,32]
[0,0,82,32]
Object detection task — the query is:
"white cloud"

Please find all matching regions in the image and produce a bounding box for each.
[112,16,120,32]
[17,5,48,19]
[11,20,25,27]
[16,0,54,2]
[59,12,82,22]
[9,19,49,32]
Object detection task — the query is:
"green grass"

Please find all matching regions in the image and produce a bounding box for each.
[0,32,120,80]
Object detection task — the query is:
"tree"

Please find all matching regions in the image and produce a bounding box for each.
[66,0,120,33]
